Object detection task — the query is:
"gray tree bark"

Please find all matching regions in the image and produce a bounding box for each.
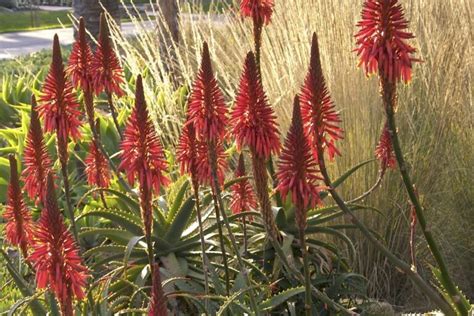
[157,0,179,43]
[157,0,180,85]
[72,0,121,40]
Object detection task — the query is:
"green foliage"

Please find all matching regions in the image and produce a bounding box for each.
[0,10,72,33]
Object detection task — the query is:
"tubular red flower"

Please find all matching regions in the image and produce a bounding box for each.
[4,155,33,258]
[300,33,343,161]
[277,97,323,211]
[229,153,257,219]
[148,264,167,316]
[38,34,82,144]
[85,140,111,188]
[187,42,228,142]
[355,0,419,83]
[177,122,227,187]
[119,75,170,193]
[29,174,88,315]
[240,0,274,25]
[91,13,125,97]
[375,122,396,171]
[67,17,94,92]
[22,96,53,204]
[231,52,280,159]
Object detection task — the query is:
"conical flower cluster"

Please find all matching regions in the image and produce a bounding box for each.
[91,13,125,97]
[22,96,53,204]
[67,17,93,92]
[29,174,88,315]
[240,0,274,25]
[4,155,34,258]
[187,42,228,142]
[85,140,111,188]
[277,97,323,214]
[119,75,170,194]
[38,34,82,145]
[177,122,227,187]
[231,52,280,159]
[355,0,418,83]
[229,153,257,218]
[300,34,343,161]
[375,122,396,171]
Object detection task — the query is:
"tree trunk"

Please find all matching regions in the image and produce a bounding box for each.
[157,0,180,85]
[157,0,179,43]
[72,0,121,41]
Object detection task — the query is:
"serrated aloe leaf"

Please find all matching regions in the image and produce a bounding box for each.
[0,250,46,316]
[164,195,195,244]
[78,209,143,235]
[259,286,305,311]
[167,177,189,222]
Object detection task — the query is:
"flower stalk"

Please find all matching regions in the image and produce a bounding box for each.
[382,78,470,315]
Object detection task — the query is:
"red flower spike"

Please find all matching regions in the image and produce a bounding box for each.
[85,140,111,188]
[119,75,170,194]
[177,122,227,187]
[355,0,419,83]
[375,122,396,171]
[4,155,34,258]
[22,96,53,204]
[231,52,280,159]
[240,0,274,25]
[148,264,168,316]
[229,153,258,219]
[91,13,125,97]
[300,33,343,161]
[187,42,228,142]
[38,34,82,144]
[277,97,323,211]
[29,174,88,315]
[67,17,94,91]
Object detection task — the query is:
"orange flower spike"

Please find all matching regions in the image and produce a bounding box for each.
[229,153,258,218]
[187,42,228,143]
[300,33,343,161]
[22,96,53,204]
[38,34,82,144]
[29,174,88,315]
[375,122,396,172]
[231,52,280,159]
[67,17,94,92]
[91,13,125,97]
[85,140,111,188]
[355,0,419,83]
[4,155,34,259]
[177,122,227,187]
[240,0,274,25]
[119,75,170,193]
[277,97,323,216]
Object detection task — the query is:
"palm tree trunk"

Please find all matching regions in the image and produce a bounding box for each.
[72,0,121,40]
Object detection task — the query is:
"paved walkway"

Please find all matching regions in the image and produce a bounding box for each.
[0,22,144,59]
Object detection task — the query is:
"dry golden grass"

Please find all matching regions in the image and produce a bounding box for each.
[109,0,473,308]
